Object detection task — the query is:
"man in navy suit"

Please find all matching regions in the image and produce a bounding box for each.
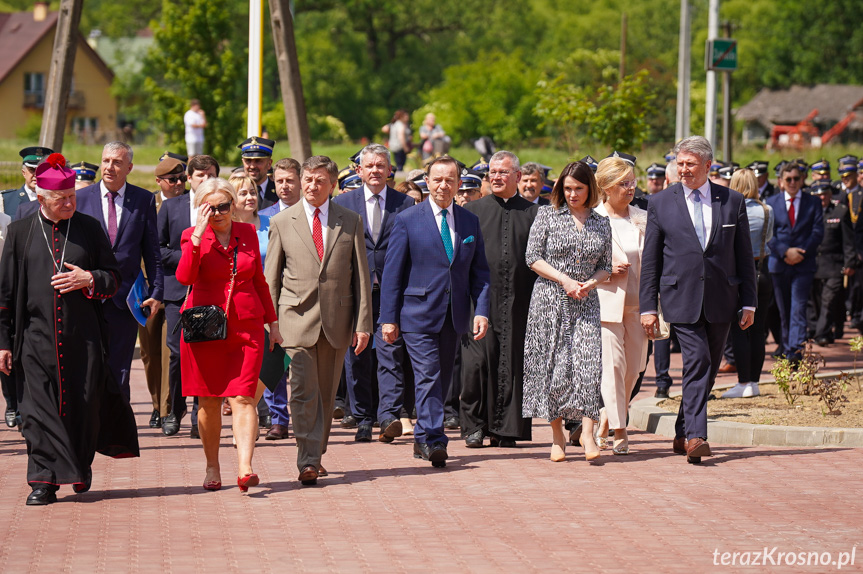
[76,142,163,402]
[380,156,491,467]
[333,144,414,443]
[640,136,757,464]
[258,157,302,440]
[766,162,825,361]
[157,154,220,436]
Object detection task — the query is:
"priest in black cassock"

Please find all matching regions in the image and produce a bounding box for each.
[461,151,538,448]
[0,154,139,506]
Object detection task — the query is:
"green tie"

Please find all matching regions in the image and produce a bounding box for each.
[440,208,453,263]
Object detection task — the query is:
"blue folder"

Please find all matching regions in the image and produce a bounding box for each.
[126,270,150,327]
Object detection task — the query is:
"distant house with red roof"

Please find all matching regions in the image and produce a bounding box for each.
[0,3,118,141]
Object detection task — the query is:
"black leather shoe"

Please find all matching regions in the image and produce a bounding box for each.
[161,414,180,436]
[378,418,403,443]
[190,424,200,439]
[149,409,161,429]
[815,337,832,347]
[5,408,17,428]
[465,430,483,448]
[569,424,582,447]
[355,424,373,442]
[340,414,358,429]
[655,387,670,399]
[259,415,272,429]
[428,442,448,467]
[333,406,345,420]
[26,488,57,506]
[443,416,460,429]
[495,438,517,448]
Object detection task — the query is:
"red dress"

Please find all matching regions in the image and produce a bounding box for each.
[176,222,277,397]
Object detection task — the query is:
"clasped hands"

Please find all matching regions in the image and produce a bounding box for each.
[561,276,593,300]
[783,247,805,266]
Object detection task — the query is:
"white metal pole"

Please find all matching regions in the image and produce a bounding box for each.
[705,0,719,148]
[248,0,263,137]
[675,0,691,143]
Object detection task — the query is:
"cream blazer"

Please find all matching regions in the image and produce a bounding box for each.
[594,202,646,323]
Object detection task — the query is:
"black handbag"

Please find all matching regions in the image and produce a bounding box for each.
[175,246,237,343]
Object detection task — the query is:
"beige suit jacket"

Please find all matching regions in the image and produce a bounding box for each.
[595,202,646,323]
[265,199,373,349]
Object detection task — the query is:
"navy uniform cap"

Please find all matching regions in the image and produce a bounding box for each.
[409,171,429,192]
[808,180,833,195]
[579,155,598,172]
[793,158,809,173]
[607,151,636,166]
[349,149,363,167]
[459,170,483,190]
[159,151,189,166]
[838,155,858,174]
[746,161,769,176]
[470,159,489,176]
[537,164,553,179]
[774,160,788,177]
[718,165,736,180]
[710,161,726,175]
[237,136,275,158]
[664,151,676,163]
[811,159,830,174]
[70,161,98,181]
[646,162,666,179]
[20,146,54,168]
[341,173,362,190]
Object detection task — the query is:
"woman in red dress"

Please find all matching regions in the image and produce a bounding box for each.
[176,178,282,492]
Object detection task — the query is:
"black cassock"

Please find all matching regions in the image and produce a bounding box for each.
[461,194,538,441]
[0,210,139,488]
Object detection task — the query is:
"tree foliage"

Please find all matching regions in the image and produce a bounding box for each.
[141,0,245,162]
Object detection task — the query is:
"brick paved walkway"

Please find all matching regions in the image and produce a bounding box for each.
[0,336,860,573]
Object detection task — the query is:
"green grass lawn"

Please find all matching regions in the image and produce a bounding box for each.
[4,137,863,191]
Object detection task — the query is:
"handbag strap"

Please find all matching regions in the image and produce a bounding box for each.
[179,244,239,315]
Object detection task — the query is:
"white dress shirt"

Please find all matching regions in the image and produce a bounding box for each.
[684,181,712,245]
[784,191,800,221]
[24,184,37,202]
[428,197,456,248]
[189,189,197,225]
[302,197,329,246]
[364,184,387,233]
[278,199,291,211]
[100,181,127,228]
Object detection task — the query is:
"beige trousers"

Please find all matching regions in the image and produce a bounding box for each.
[285,331,348,472]
[600,306,648,429]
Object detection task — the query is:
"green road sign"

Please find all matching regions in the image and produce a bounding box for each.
[706,38,738,71]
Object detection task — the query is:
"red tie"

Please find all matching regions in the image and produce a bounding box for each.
[788,198,795,228]
[312,207,323,260]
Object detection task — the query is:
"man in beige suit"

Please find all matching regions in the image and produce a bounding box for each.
[265,155,373,485]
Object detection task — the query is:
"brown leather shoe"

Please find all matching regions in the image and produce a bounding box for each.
[685,437,712,464]
[317,465,328,477]
[265,424,290,440]
[672,437,687,455]
[298,465,318,485]
[718,363,737,374]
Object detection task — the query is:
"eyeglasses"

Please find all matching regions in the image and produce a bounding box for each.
[620,180,637,190]
[211,202,232,214]
[488,170,513,178]
[784,176,801,183]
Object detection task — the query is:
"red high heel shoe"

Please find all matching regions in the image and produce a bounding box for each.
[203,479,221,491]
[237,473,259,492]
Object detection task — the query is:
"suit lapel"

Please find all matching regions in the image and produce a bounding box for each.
[113,187,135,246]
[291,205,320,262]
[321,202,343,268]
[705,182,722,249]
[450,205,463,265]
[423,202,450,263]
[672,185,701,246]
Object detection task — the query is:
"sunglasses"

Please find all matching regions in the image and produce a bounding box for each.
[210,202,232,214]
[784,176,801,183]
[160,175,187,183]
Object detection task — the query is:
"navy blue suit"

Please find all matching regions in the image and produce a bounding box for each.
[76,182,164,400]
[333,185,414,427]
[640,181,756,441]
[766,191,824,359]
[2,185,31,220]
[380,200,491,445]
[157,193,195,421]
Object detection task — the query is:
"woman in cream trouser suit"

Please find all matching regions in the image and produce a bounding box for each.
[594,157,648,455]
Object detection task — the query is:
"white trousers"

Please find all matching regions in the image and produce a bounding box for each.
[600,306,648,429]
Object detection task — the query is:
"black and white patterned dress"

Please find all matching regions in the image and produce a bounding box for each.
[522,205,612,422]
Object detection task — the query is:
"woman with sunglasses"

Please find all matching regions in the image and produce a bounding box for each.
[176,178,282,492]
[592,157,648,455]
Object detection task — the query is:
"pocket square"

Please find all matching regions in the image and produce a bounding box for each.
[722,224,735,228]
[463,235,475,244]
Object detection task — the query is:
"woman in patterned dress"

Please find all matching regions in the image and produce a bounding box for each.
[522,161,612,462]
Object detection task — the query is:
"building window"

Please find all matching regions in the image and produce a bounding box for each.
[71,117,99,134]
[24,72,45,107]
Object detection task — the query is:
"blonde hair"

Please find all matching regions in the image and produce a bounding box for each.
[228,173,258,215]
[194,177,236,209]
[730,168,759,200]
[595,157,634,200]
